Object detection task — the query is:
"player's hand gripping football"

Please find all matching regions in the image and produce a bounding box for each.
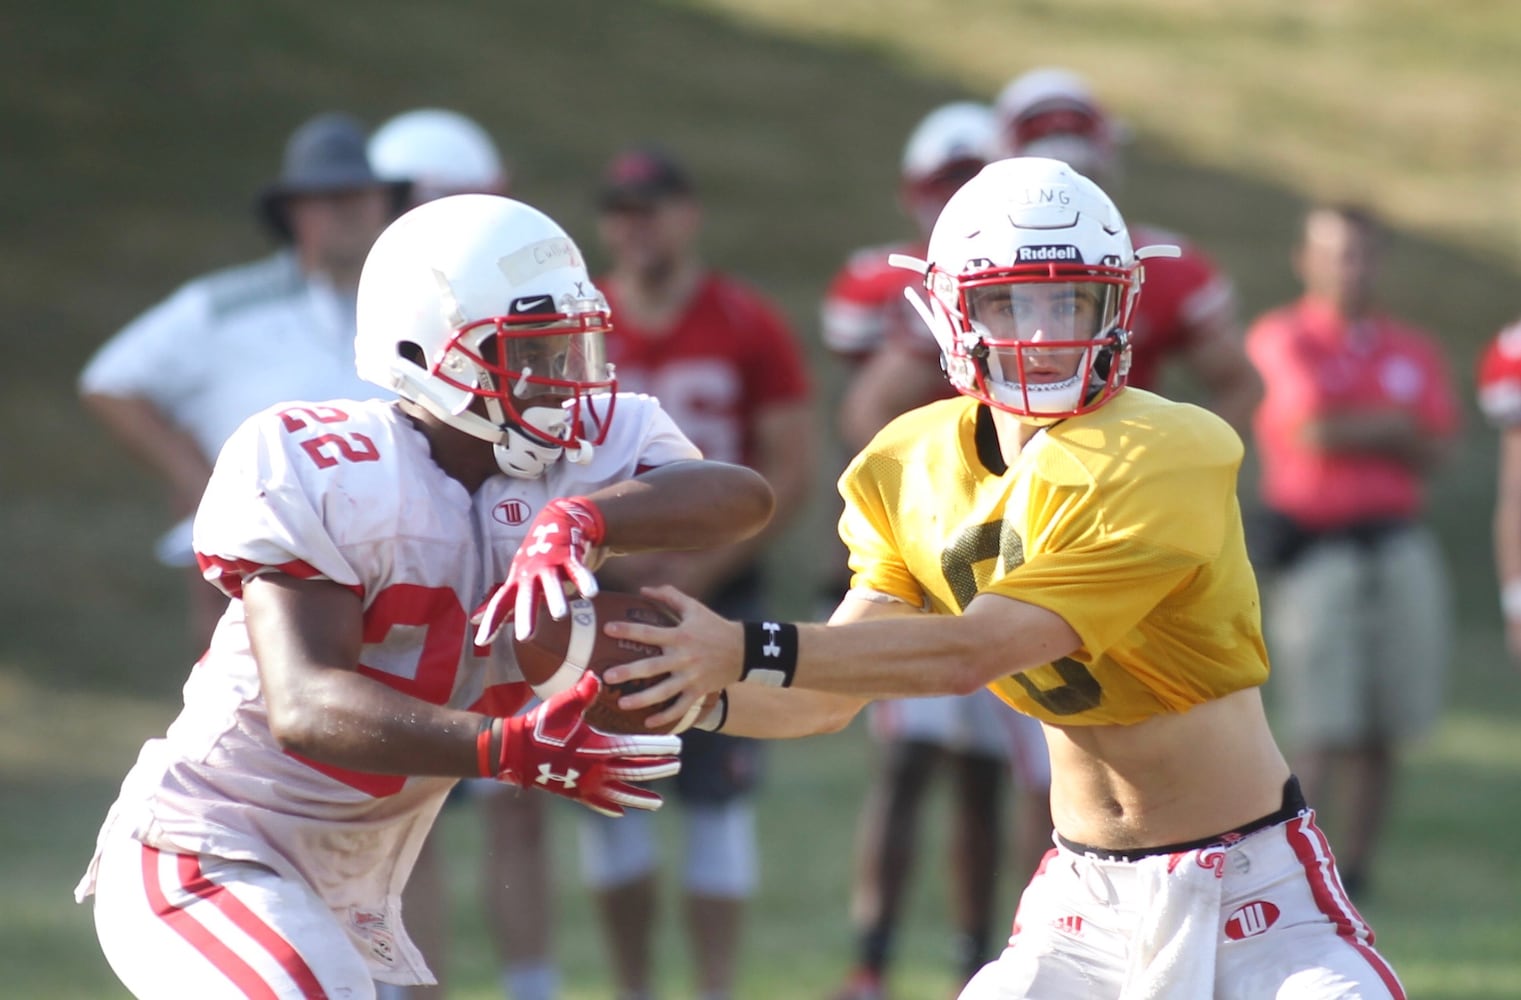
[474,496,605,645]
[489,671,681,817]
[601,585,747,732]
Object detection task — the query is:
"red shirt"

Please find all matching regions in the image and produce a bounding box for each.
[1477,317,1521,427]
[1125,224,1236,391]
[1247,296,1459,530]
[601,271,811,467]
[818,224,1234,394]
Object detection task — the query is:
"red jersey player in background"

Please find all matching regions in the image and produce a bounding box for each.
[1478,316,1521,668]
[821,103,1054,1000]
[584,144,815,1000]
[994,67,1261,433]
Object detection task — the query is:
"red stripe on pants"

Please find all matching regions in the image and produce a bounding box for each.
[1284,815,1406,999]
[140,845,328,999]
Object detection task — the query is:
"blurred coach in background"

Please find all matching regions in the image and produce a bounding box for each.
[1245,201,1459,901]
[78,112,405,648]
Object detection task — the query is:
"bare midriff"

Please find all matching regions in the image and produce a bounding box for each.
[1043,687,1291,850]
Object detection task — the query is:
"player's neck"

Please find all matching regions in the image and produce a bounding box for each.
[990,407,1045,466]
[397,401,500,494]
[611,258,702,332]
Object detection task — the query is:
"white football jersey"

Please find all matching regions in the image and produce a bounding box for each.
[77,393,699,983]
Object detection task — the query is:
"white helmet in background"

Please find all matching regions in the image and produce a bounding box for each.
[891,157,1178,423]
[369,108,508,204]
[356,194,616,478]
[994,68,1118,181]
[899,101,999,235]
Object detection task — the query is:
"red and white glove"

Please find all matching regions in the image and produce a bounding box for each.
[484,671,681,817]
[473,496,606,645]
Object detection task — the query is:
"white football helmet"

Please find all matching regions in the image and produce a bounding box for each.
[994,68,1118,180]
[356,194,616,478]
[891,157,1177,423]
[368,108,507,204]
[899,102,999,234]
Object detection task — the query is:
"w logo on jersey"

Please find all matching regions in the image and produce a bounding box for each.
[493,498,532,526]
[1224,900,1281,940]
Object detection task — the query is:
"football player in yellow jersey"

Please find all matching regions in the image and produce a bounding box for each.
[604,157,1404,998]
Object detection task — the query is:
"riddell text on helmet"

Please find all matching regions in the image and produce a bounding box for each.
[1017,244,1081,262]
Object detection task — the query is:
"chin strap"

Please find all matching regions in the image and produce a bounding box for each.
[492,405,589,479]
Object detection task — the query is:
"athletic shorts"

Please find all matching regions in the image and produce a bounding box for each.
[87,822,422,998]
[675,729,763,804]
[1264,526,1450,748]
[960,784,1404,999]
[869,690,1051,791]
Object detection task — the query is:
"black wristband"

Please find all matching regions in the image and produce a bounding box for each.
[740,620,798,687]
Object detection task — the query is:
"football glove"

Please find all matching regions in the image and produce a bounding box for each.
[474,496,605,645]
[491,671,680,817]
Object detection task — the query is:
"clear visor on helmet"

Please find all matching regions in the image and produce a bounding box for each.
[966,280,1119,352]
[962,279,1123,415]
[438,297,618,448]
[494,328,610,398]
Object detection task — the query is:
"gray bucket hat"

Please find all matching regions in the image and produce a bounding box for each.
[257,112,410,241]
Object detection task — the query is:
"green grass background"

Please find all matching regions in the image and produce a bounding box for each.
[3,1,1520,996]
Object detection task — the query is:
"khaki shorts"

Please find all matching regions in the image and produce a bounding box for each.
[1264,525,1450,748]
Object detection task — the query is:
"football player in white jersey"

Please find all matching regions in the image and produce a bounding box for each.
[75,193,775,998]
[607,159,1404,999]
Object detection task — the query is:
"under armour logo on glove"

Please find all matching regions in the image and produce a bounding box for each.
[473,496,607,645]
[536,764,581,789]
[490,671,682,817]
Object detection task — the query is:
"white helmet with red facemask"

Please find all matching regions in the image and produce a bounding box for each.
[995,68,1119,181]
[356,193,616,478]
[892,157,1177,424]
[899,102,999,236]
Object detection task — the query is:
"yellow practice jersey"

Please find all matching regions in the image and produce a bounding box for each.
[838,388,1269,726]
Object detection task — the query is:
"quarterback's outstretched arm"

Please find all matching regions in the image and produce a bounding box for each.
[604,585,1080,734]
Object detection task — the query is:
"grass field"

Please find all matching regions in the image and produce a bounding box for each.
[4,1,1520,996]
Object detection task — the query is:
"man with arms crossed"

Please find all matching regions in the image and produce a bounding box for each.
[604,158,1403,998]
[74,194,773,998]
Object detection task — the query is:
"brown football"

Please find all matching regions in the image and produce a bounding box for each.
[511,589,704,735]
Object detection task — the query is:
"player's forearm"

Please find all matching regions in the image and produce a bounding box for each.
[593,460,774,554]
[719,685,867,739]
[1204,366,1263,437]
[787,593,1079,700]
[753,404,817,534]
[1300,410,1444,468]
[82,392,213,511]
[267,670,489,777]
[1494,432,1521,614]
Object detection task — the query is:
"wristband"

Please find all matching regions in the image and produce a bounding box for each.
[740,620,798,687]
[476,717,498,778]
[1503,580,1521,622]
[693,691,729,732]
